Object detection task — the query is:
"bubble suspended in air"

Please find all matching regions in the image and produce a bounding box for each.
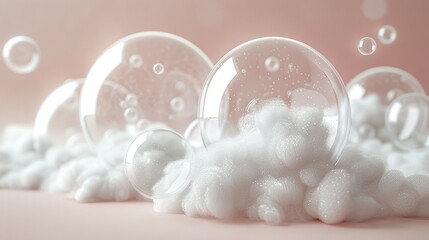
[2,36,40,74]
[357,37,377,56]
[386,93,429,151]
[378,25,397,45]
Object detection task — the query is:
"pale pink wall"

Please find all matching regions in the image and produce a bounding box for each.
[1,0,428,128]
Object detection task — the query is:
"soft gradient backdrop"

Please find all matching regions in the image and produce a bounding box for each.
[1,0,428,129]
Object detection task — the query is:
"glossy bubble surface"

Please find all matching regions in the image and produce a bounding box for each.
[386,93,429,151]
[124,129,192,199]
[348,67,425,106]
[80,32,212,156]
[378,25,397,45]
[347,67,425,143]
[199,37,350,164]
[2,36,40,74]
[357,37,377,56]
[34,79,85,151]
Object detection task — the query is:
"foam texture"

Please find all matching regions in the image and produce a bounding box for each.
[1,96,429,225]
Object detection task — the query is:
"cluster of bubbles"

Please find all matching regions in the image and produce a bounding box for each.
[126,36,351,199]
[347,66,429,152]
[357,25,397,56]
[4,28,426,209]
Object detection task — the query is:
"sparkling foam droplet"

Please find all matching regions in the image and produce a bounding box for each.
[2,36,40,74]
[129,54,143,68]
[153,63,165,75]
[357,37,377,56]
[264,56,280,72]
[378,25,397,45]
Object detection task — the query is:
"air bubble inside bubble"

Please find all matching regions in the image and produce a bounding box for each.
[129,54,143,68]
[264,56,280,72]
[153,63,165,75]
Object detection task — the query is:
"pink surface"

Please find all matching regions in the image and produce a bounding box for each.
[0,190,428,240]
[1,0,429,128]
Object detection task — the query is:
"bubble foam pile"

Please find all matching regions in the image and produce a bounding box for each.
[1,98,429,225]
[144,99,429,225]
[0,125,140,202]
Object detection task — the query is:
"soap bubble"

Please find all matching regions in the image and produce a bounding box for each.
[34,79,86,151]
[124,128,192,199]
[348,67,424,106]
[80,32,213,156]
[357,37,376,56]
[386,93,429,151]
[378,25,397,45]
[2,36,40,74]
[347,67,424,143]
[199,37,351,164]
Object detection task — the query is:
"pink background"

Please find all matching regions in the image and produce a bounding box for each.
[1,0,429,129]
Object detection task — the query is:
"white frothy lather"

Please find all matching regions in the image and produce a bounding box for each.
[1,98,429,225]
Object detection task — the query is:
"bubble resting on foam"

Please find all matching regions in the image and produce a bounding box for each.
[1,98,429,225]
[148,98,429,225]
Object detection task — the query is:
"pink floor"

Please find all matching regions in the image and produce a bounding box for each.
[1,190,428,240]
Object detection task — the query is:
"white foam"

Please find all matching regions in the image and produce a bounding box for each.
[2,96,429,226]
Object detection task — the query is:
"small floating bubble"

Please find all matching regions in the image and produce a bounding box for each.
[357,37,377,56]
[378,25,397,45]
[2,36,40,74]
[264,56,280,72]
[153,63,165,75]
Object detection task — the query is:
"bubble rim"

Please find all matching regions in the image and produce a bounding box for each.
[2,35,41,75]
[347,66,426,103]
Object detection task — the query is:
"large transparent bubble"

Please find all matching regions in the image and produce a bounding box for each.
[80,32,212,162]
[386,93,429,151]
[33,79,86,151]
[347,67,425,143]
[199,37,350,164]
[124,129,192,199]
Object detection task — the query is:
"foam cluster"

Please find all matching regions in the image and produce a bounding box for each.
[0,125,139,202]
[151,99,429,224]
[1,96,429,225]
